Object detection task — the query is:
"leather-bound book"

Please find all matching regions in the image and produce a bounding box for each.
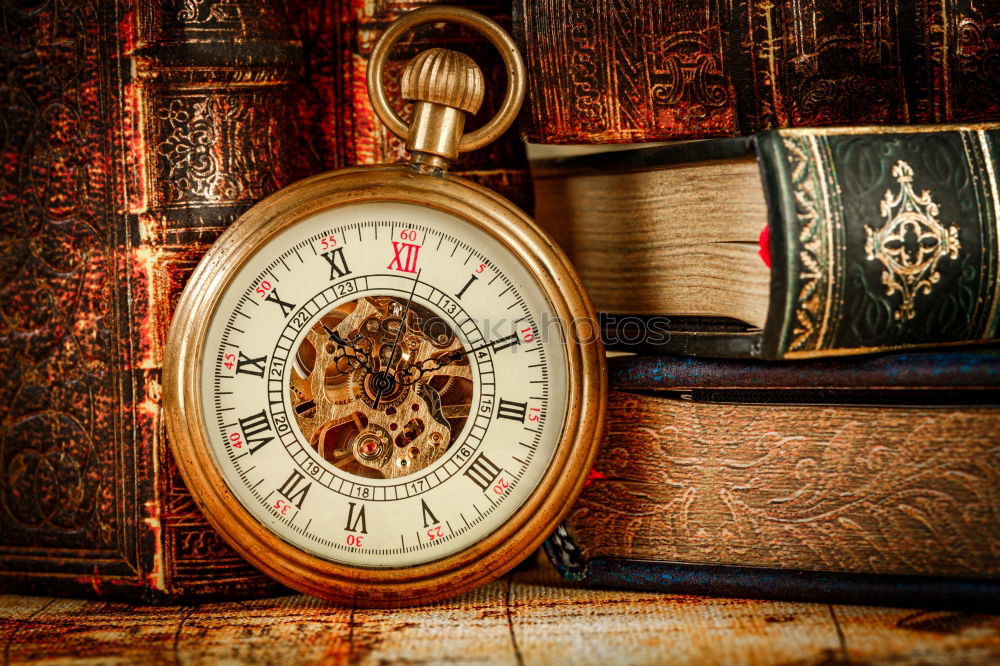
[534,124,1000,359]
[546,351,1000,610]
[514,0,1000,143]
[0,0,530,601]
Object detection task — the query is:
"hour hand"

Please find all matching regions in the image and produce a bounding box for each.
[323,326,376,373]
[323,324,345,343]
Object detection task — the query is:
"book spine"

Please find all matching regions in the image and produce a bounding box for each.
[547,389,1000,607]
[514,0,740,143]
[606,349,1000,390]
[543,545,1000,611]
[0,0,324,601]
[130,0,326,600]
[0,0,151,599]
[514,1,1000,143]
[758,125,1000,359]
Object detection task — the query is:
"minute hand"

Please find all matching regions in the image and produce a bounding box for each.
[398,336,518,385]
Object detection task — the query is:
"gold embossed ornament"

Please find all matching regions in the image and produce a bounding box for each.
[162,7,605,607]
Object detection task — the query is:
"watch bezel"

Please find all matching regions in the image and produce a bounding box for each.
[163,164,606,606]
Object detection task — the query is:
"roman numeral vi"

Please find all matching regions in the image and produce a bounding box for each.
[346,502,368,534]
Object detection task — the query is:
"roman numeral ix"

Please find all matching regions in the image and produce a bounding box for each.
[235,351,266,378]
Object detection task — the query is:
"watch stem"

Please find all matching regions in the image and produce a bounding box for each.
[401,48,485,168]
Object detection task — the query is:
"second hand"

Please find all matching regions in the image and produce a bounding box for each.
[373,268,422,409]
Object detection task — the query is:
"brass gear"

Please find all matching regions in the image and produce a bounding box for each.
[289,296,474,479]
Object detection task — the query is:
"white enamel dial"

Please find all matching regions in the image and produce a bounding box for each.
[198,202,569,568]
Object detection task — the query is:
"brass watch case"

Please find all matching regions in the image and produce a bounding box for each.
[162,164,607,606]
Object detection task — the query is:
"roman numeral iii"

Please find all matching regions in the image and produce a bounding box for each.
[464,453,502,492]
[496,399,527,423]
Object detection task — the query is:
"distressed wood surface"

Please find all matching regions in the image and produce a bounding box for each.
[1,560,998,665]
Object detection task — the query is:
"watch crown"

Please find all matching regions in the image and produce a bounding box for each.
[401,48,485,115]
[398,48,486,168]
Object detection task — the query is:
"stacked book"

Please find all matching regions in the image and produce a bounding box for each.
[515,0,1000,609]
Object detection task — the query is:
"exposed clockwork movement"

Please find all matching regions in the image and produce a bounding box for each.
[201,204,567,568]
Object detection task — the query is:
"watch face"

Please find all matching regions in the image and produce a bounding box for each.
[198,201,569,569]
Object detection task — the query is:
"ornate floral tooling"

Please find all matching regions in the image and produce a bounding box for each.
[865,160,961,321]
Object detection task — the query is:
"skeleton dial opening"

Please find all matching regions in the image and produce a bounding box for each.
[200,203,569,568]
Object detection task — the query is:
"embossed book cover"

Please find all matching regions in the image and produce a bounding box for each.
[534,124,1000,359]
[514,0,1000,143]
[0,0,529,601]
[546,351,1000,610]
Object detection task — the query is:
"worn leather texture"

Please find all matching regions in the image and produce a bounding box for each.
[546,353,1000,607]
[0,0,529,601]
[758,126,1000,358]
[514,0,1000,143]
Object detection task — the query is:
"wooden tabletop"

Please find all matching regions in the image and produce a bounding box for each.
[2,561,997,665]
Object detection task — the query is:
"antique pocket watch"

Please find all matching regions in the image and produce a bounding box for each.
[163,7,605,606]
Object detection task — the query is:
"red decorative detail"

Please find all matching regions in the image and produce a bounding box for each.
[584,469,608,487]
[387,241,421,273]
[758,225,771,267]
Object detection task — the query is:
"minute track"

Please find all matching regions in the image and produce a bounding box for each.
[198,207,569,571]
[258,273,510,501]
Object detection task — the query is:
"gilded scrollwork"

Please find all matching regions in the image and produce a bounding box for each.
[783,135,834,353]
[650,34,730,110]
[865,160,961,322]
[152,92,305,207]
